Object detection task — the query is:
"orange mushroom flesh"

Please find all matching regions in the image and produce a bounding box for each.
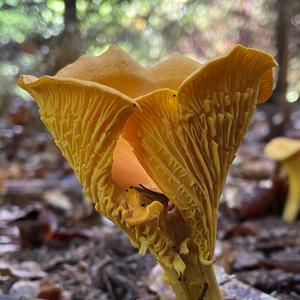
[18,45,276,300]
[265,137,300,222]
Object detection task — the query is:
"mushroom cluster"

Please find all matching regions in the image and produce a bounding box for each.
[18,45,276,300]
[265,137,300,222]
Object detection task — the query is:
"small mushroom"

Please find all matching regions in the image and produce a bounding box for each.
[265,137,300,222]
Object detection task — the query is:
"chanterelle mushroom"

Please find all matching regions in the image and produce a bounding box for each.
[18,45,276,300]
[265,137,300,222]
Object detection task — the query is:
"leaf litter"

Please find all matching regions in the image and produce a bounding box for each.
[0,102,299,299]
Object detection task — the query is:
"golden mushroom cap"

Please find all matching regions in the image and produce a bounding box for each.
[265,137,300,161]
[55,45,201,98]
[149,55,200,91]
[56,45,152,98]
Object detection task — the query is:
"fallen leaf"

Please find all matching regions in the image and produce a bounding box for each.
[9,280,40,298]
[13,208,58,248]
[0,261,46,279]
[38,281,63,300]
[43,189,72,212]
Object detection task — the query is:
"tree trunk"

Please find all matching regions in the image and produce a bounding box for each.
[275,0,289,108]
[264,0,290,141]
[52,0,82,74]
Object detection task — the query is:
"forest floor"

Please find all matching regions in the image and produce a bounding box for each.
[0,101,300,300]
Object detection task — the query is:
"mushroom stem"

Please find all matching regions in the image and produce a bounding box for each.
[162,252,223,300]
[282,154,300,222]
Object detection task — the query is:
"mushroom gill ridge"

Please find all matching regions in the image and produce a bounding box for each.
[123,45,276,265]
[18,75,179,270]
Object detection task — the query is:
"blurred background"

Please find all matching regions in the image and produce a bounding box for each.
[1,0,300,110]
[0,1,300,300]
